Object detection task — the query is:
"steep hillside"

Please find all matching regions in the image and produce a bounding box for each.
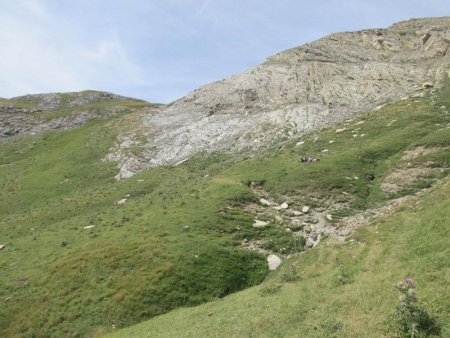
[109,175,450,338]
[110,75,450,338]
[0,17,449,338]
[1,77,449,337]
[108,17,450,178]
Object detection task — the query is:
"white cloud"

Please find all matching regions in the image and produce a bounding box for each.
[0,1,146,98]
[81,38,147,86]
[0,15,82,95]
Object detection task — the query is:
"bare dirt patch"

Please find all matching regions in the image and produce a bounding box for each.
[381,167,444,193]
[402,146,448,160]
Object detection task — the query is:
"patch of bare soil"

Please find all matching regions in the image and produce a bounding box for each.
[381,167,444,193]
[402,146,448,160]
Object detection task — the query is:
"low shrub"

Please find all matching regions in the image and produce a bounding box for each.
[391,278,440,337]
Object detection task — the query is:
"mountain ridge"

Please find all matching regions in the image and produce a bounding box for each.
[0,90,156,138]
[105,16,450,179]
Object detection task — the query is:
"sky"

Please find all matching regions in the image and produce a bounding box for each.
[0,1,448,103]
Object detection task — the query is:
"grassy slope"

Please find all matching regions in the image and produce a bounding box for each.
[109,176,450,338]
[0,117,271,337]
[109,85,450,337]
[2,91,156,121]
[1,83,449,337]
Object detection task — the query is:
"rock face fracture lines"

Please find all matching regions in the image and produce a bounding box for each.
[105,17,450,178]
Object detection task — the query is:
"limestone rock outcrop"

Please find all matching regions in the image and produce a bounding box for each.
[121,17,450,176]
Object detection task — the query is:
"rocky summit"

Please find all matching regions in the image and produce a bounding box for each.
[0,90,151,138]
[105,17,450,179]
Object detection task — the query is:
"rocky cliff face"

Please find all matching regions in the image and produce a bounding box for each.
[107,17,449,178]
[2,18,449,179]
[0,91,147,138]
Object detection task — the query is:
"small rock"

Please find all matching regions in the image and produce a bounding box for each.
[306,238,314,248]
[296,141,305,146]
[326,214,333,221]
[293,210,303,216]
[267,255,282,270]
[387,119,397,127]
[422,82,433,89]
[83,225,95,229]
[275,215,283,223]
[289,219,304,230]
[375,104,385,111]
[272,206,282,211]
[313,234,322,248]
[116,198,127,206]
[253,220,269,228]
[115,169,134,180]
[284,209,295,217]
[302,206,310,213]
[175,159,188,166]
[321,149,329,152]
[280,202,289,209]
[329,140,335,144]
[304,225,312,233]
[0,244,5,250]
[336,128,347,133]
[259,198,272,206]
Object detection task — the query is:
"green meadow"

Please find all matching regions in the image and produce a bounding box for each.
[1,83,449,337]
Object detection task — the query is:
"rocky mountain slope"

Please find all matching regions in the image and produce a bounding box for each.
[0,90,153,138]
[0,16,449,338]
[107,17,450,179]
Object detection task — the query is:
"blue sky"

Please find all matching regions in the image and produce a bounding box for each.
[0,1,448,103]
